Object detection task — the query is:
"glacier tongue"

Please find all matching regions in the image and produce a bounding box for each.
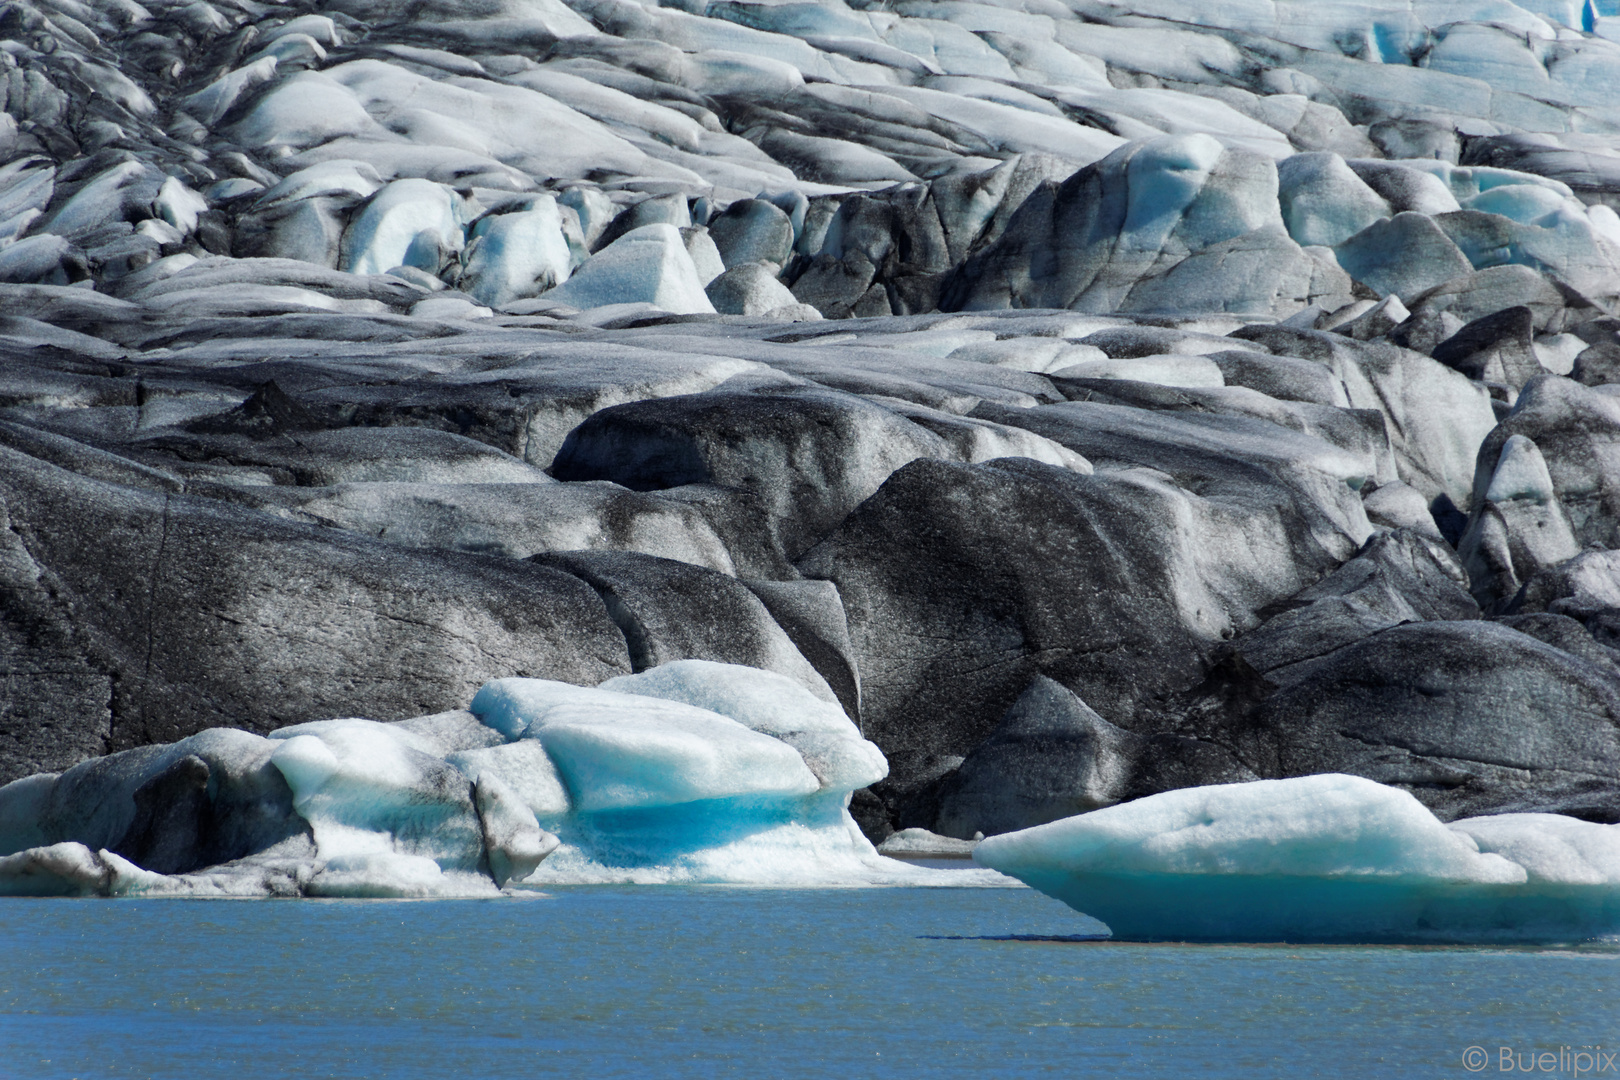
[973,775,1620,943]
[4,0,1620,915]
[5,0,1620,321]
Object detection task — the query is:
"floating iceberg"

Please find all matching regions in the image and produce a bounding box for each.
[468,662,923,885]
[973,775,1620,943]
[0,662,998,897]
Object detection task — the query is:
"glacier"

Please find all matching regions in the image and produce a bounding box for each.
[2,0,1620,932]
[973,775,1620,944]
[0,661,1005,897]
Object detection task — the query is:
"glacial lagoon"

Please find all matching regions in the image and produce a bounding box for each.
[2,885,1615,1079]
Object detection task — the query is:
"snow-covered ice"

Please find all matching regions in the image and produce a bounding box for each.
[340,178,470,277]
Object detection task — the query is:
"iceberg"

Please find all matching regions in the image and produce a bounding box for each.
[973,775,1620,943]
[266,718,496,897]
[0,662,996,896]
[466,661,923,884]
[597,660,888,792]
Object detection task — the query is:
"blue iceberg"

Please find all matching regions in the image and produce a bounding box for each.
[0,661,1001,896]
[973,775,1620,944]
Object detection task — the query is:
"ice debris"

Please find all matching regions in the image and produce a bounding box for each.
[974,774,1620,943]
[0,661,1001,897]
[877,828,980,857]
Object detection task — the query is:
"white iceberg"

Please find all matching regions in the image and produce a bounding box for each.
[974,774,1620,943]
[267,718,497,897]
[598,659,887,792]
[465,663,928,885]
[0,843,168,898]
[472,680,823,813]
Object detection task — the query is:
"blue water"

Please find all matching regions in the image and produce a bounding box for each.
[1,886,1616,1079]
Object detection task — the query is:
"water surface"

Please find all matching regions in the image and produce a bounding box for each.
[1,887,1615,1078]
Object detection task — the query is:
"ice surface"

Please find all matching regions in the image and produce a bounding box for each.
[268,718,493,896]
[471,677,821,811]
[598,660,888,791]
[153,179,208,237]
[1452,813,1620,885]
[411,296,491,320]
[448,739,572,818]
[0,773,55,856]
[43,161,149,235]
[7,0,1619,325]
[1334,213,1475,301]
[1277,153,1392,248]
[461,667,994,886]
[707,261,800,317]
[0,236,76,285]
[684,228,727,287]
[544,224,717,314]
[558,187,616,251]
[1123,134,1231,250]
[472,772,559,888]
[325,60,685,184]
[1051,354,1227,388]
[232,71,384,150]
[254,160,382,209]
[183,57,281,128]
[1485,434,1561,503]
[878,828,979,856]
[458,198,574,308]
[974,775,1620,943]
[340,179,469,276]
[0,843,167,898]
